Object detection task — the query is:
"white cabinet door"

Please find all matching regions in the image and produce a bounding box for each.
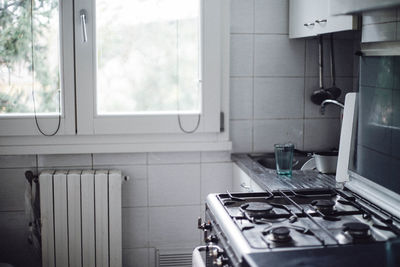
[289,0,358,39]
[233,163,266,193]
[233,164,252,193]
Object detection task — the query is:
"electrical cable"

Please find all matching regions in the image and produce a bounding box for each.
[176,18,201,134]
[30,0,61,136]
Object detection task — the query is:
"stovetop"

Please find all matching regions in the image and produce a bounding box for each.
[215,189,400,250]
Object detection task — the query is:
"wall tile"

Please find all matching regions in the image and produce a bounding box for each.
[362,22,397,43]
[255,0,288,34]
[122,207,149,248]
[0,155,36,169]
[230,78,253,120]
[303,119,341,151]
[201,163,233,201]
[0,169,27,211]
[254,35,305,77]
[122,174,148,208]
[230,120,252,153]
[254,77,304,119]
[397,22,400,40]
[253,119,303,152]
[148,152,200,165]
[363,10,398,25]
[230,34,254,76]
[200,151,231,163]
[123,248,149,267]
[305,37,354,78]
[149,205,201,248]
[37,154,92,168]
[148,164,200,206]
[231,0,254,33]
[93,153,146,166]
[0,211,41,267]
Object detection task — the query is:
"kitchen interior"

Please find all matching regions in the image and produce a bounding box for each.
[0,0,400,267]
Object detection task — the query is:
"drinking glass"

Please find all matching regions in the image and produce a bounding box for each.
[274,143,295,177]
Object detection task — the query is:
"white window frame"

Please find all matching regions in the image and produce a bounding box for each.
[0,0,230,154]
[74,0,223,135]
[0,0,76,136]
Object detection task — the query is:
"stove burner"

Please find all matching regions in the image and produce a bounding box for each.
[265,227,292,243]
[311,199,336,213]
[343,222,371,239]
[242,202,274,213]
[241,202,275,220]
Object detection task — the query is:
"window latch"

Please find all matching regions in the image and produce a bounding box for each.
[80,10,88,43]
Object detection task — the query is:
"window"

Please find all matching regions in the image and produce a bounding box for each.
[0,0,228,148]
[0,0,75,136]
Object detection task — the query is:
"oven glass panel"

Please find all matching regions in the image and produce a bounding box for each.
[350,56,400,195]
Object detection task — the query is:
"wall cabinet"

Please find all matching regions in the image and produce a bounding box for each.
[233,164,264,193]
[289,0,358,38]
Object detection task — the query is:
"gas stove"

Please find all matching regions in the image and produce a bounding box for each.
[198,188,400,267]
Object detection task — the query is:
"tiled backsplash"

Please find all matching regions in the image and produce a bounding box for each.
[0,152,232,267]
[229,0,360,153]
[362,8,400,43]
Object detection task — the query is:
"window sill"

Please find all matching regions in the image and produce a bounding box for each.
[0,134,232,155]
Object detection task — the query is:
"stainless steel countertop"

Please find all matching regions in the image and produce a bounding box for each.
[231,153,338,191]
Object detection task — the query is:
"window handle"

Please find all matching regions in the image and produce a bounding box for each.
[80,10,88,43]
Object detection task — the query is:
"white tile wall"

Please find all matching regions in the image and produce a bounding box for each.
[149,205,201,248]
[254,77,304,119]
[361,8,400,43]
[255,0,288,34]
[230,78,253,120]
[230,34,254,76]
[254,35,305,76]
[253,119,304,152]
[148,164,201,206]
[200,163,233,202]
[0,152,233,267]
[303,119,341,151]
[229,1,359,153]
[122,207,149,248]
[230,0,254,33]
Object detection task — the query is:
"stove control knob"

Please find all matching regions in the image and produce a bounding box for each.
[213,256,229,266]
[209,248,223,258]
[198,217,212,230]
[206,234,219,244]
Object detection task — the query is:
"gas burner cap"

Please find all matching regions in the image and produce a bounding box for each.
[311,199,336,213]
[241,202,273,213]
[343,222,371,239]
[270,227,292,243]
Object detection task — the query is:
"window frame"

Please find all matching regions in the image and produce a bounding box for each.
[0,0,230,154]
[0,0,76,136]
[74,0,223,135]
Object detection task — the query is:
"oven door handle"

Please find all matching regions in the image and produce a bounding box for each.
[193,246,207,267]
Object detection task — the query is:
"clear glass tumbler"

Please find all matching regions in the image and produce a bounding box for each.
[274,143,295,177]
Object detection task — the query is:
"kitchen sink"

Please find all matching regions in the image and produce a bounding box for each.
[248,150,313,170]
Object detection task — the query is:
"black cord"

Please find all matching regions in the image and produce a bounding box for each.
[30,0,61,136]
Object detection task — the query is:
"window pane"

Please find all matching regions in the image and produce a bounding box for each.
[0,0,60,114]
[96,0,200,114]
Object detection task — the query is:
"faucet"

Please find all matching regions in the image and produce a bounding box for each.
[320,99,344,115]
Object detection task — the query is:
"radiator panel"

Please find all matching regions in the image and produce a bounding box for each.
[53,171,69,267]
[67,170,82,267]
[81,170,96,267]
[39,169,122,267]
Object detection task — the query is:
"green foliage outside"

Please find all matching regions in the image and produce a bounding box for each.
[0,0,59,114]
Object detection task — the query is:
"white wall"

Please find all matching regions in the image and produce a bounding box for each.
[0,152,232,267]
[362,8,400,43]
[229,0,359,153]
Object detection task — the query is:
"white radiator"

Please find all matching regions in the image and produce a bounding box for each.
[39,170,122,267]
